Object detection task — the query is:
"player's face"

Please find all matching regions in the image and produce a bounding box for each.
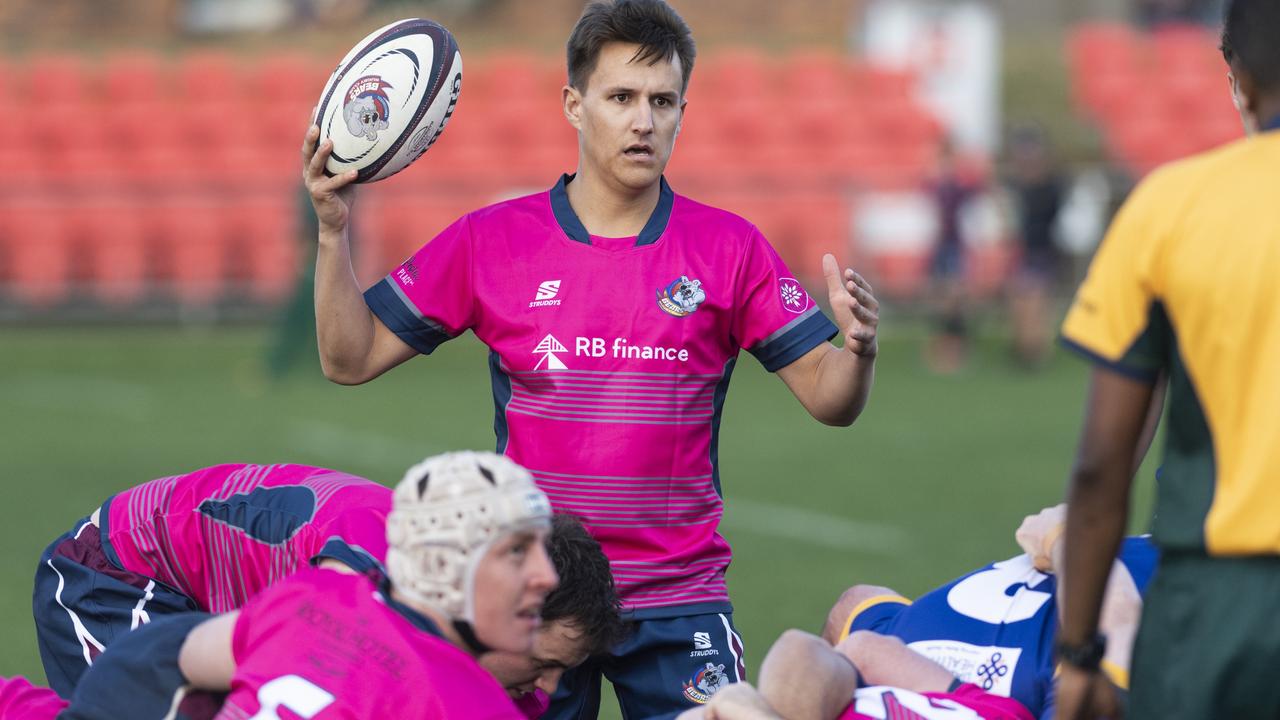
[472,526,558,654]
[565,41,686,193]
[479,619,590,699]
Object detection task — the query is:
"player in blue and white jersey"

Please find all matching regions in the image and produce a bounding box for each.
[822,505,1156,720]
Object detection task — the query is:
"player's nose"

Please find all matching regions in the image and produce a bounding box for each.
[528,540,559,593]
[535,668,566,695]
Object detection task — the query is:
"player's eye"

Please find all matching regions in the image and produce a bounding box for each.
[612,93,629,103]
[654,97,669,107]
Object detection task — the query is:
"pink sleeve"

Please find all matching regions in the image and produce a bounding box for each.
[363,214,476,354]
[0,676,67,720]
[733,229,838,372]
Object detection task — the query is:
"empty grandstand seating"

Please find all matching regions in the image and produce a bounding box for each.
[0,47,948,310]
[1068,21,1241,176]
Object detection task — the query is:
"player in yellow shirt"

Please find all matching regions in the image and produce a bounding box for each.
[1054,1,1280,717]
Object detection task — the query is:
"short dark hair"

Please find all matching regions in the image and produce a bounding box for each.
[544,514,627,656]
[1221,0,1280,93]
[566,0,696,94]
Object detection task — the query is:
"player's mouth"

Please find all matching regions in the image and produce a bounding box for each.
[517,603,543,626]
[623,143,655,161]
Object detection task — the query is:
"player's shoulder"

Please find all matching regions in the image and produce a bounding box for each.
[1130,135,1256,207]
[464,188,554,230]
[671,193,760,240]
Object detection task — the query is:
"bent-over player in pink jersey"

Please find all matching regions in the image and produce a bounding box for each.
[302,1,880,716]
[155,451,555,719]
[33,463,391,697]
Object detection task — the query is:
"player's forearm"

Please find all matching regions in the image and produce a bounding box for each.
[758,630,859,720]
[314,227,379,384]
[178,612,239,690]
[1059,465,1129,648]
[809,345,875,426]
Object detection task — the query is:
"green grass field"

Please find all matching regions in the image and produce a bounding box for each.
[0,322,1157,716]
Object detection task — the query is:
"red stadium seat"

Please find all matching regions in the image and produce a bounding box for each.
[21,54,90,105]
[254,53,325,106]
[147,204,230,303]
[3,208,75,306]
[102,52,168,105]
[1150,25,1220,75]
[177,51,241,104]
[1068,22,1142,78]
[220,200,300,302]
[70,206,150,305]
[782,50,860,105]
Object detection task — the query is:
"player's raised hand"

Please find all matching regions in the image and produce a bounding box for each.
[1015,503,1067,572]
[823,253,879,358]
[302,124,359,233]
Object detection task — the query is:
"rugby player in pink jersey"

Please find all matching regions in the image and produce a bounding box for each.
[16,506,622,720]
[32,463,391,696]
[302,1,880,716]
[163,451,555,719]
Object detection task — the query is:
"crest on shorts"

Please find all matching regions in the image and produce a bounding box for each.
[343,75,394,141]
[681,662,729,704]
[657,275,707,317]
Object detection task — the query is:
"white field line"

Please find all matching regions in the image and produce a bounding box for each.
[722,498,910,555]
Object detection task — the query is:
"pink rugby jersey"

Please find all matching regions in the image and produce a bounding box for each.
[366,175,837,616]
[101,463,391,612]
[217,568,522,720]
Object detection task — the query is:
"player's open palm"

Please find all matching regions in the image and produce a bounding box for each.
[301,124,359,233]
[823,254,879,358]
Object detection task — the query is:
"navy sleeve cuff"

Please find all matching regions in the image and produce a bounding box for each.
[750,309,839,372]
[312,537,384,574]
[364,278,454,356]
[1058,336,1161,382]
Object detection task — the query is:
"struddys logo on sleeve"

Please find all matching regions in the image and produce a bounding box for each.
[681,662,730,704]
[657,276,707,317]
[343,75,394,141]
[779,277,813,315]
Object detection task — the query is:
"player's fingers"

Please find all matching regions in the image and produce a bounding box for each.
[307,137,334,179]
[315,170,358,196]
[846,268,874,295]
[301,125,320,164]
[845,279,879,311]
[851,301,878,326]
[822,254,845,297]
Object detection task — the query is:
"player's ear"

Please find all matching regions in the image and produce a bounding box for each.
[563,84,584,131]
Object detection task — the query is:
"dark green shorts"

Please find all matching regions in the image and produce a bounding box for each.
[1130,551,1280,719]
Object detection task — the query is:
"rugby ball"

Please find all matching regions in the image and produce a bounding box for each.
[314,18,462,183]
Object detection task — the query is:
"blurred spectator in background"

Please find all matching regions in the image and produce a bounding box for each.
[1134,0,1224,28]
[924,140,983,375]
[1006,125,1065,369]
[265,185,321,380]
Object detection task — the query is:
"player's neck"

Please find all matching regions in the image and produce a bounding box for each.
[1253,95,1280,134]
[565,167,661,238]
[389,589,480,657]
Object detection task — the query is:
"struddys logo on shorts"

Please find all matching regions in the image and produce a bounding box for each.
[343,75,394,141]
[779,277,813,315]
[681,662,730,704]
[657,275,707,317]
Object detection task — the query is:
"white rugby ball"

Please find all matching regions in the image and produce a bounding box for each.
[314,18,462,183]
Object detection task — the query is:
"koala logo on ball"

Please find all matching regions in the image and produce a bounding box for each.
[343,75,394,141]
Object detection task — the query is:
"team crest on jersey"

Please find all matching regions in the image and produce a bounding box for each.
[657,275,707,317]
[343,75,394,141]
[681,662,729,704]
[778,277,813,314]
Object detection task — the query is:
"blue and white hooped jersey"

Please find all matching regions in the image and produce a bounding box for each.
[840,537,1158,720]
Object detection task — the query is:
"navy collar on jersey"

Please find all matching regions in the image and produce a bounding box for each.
[550,173,674,247]
[1264,115,1280,133]
[375,571,445,638]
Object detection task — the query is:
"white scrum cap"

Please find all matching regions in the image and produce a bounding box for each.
[385,451,552,623]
